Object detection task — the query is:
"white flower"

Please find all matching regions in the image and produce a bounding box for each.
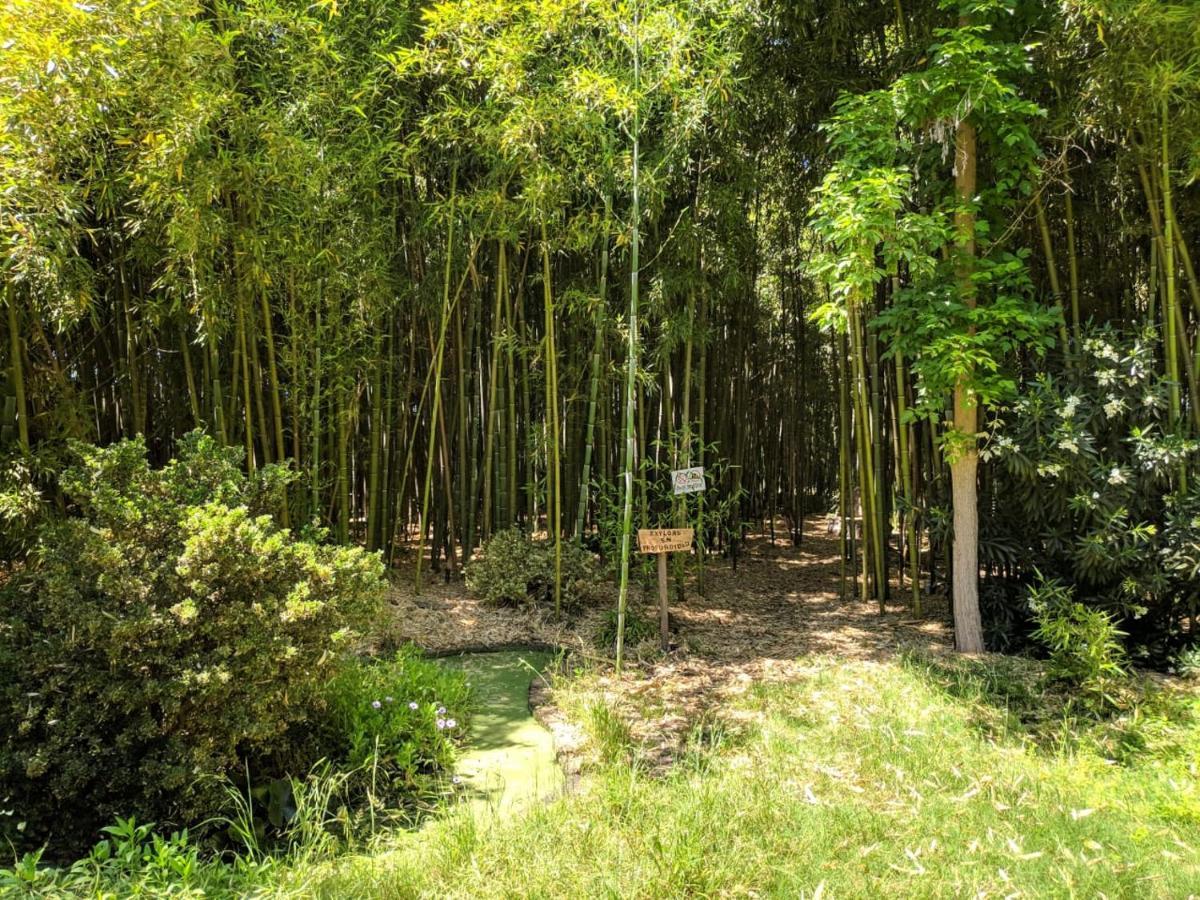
[1097,370,1117,387]
[1058,437,1080,454]
[1107,467,1126,485]
[1060,395,1082,419]
[1103,396,1126,419]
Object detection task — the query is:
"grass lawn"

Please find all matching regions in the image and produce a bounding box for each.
[10,650,1198,897]
[288,652,1200,899]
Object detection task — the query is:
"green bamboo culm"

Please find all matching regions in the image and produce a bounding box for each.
[540,219,563,617]
[4,287,29,454]
[894,331,920,615]
[574,195,611,542]
[1160,98,1187,492]
[481,241,507,541]
[416,166,458,593]
[615,0,641,673]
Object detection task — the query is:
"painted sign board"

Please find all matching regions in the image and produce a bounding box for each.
[638,528,694,554]
[671,466,706,495]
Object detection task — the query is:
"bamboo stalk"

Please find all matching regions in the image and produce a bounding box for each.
[482,242,507,540]
[4,288,29,453]
[574,203,611,541]
[540,220,563,616]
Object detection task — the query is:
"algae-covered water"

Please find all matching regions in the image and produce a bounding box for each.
[438,649,563,819]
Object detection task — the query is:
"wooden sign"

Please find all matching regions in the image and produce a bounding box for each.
[637,528,694,650]
[671,466,706,494]
[638,528,694,554]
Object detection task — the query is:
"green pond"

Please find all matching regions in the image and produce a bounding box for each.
[438,649,563,819]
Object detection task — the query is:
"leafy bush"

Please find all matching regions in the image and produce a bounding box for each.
[1029,575,1128,708]
[595,606,656,651]
[315,647,470,812]
[0,432,385,853]
[0,817,249,897]
[465,528,598,610]
[985,326,1200,662]
[1169,645,1200,680]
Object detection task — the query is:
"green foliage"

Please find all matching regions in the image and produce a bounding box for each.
[466,528,599,610]
[591,440,744,579]
[10,654,1200,896]
[253,658,1200,894]
[1029,574,1128,708]
[0,432,385,853]
[0,815,269,897]
[986,327,1200,661]
[595,605,656,652]
[584,700,636,767]
[0,452,46,558]
[315,648,470,813]
[809,4,1057,426]
[403,0,745,223]
[1170,645,1200,680]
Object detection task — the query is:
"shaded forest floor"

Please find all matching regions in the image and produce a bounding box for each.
[383,522,953,772]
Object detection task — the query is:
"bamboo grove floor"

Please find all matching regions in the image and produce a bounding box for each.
[382,523,953,771]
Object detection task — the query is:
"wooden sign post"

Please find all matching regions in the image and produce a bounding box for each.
[637,528,694,649]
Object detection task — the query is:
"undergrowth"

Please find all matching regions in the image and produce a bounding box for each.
[6,652,1199,897]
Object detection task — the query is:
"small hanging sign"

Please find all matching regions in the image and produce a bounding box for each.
[670,466,706,495]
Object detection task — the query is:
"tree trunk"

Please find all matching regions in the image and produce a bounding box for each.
[951,112,985,653]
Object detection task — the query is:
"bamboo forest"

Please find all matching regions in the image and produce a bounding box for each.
[4,0,1200,896]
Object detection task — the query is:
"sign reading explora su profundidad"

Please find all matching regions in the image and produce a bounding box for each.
[637,528,694,554]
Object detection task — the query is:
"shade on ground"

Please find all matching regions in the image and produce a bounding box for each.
[439,650,563,820]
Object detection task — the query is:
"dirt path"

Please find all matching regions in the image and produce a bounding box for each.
[383,522,953,771]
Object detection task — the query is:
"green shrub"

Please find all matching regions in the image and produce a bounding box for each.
[1029,574,1128,709]
[595,606,656,651]
[0,432,385,853]
[0,452,47,560]
[985,326,1200,662]
[315,647,470,811]
[465,528,599,610]
[1169,645,1200,680]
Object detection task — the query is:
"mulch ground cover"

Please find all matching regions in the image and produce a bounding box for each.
[382,522,953,771]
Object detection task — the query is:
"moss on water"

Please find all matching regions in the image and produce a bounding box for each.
[439,650,563,819]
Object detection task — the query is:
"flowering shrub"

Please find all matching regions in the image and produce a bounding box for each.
[985,327,1200,661]
[465,528,599,610]
[314,647,470,810]
[0,433,385,853]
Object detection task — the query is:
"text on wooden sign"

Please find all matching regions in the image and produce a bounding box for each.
[637,528,694,554]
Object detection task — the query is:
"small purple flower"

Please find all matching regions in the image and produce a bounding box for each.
[385,696,394,704]
[371,700,382,709]
[408,701,419,711]
[451,775,462,785]
[436,706,446,716]
[445,718,457,729]
[436,718,446,730]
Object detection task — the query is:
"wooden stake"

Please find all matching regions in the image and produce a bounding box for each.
[658,551,669,649]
